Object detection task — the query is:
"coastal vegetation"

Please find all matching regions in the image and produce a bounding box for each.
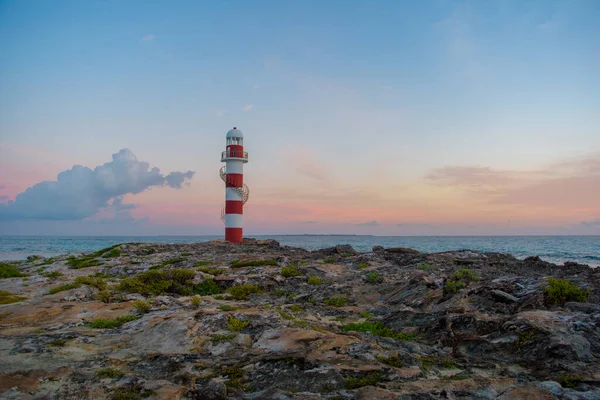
[0,262,27,278]
[231,259,278,268]
[544,277,591,306]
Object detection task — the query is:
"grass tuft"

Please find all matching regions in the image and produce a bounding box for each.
[0,290,26,304]
[44,270,63,279]
[227,284,262,300]
[455,268,479,282]
[194,261,211,267]
[227,316,250,332]
[323,297,348,307]
[0,262,26,278]
[218,305,241,311]
[366,272,381,283]
[344,372,382,389]
[356,263,368,269]
[197,267,224,275]
[191,295,202,308]
[133,300,151,314]
[95,368,124,379]
[444,279,467,294]
[280,266,303,277]
[556,373,584,388]
[323,256,335,264]
[343,321,416,341]
[376,355,403,368]
[231,259,278,268]
[211,333,236,342]
[307,275,323,285]
[88,315,141,329]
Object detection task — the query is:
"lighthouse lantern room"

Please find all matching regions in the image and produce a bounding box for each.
[220,127,249,243]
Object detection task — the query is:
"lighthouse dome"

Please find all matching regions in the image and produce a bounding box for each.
[226,127,243,139]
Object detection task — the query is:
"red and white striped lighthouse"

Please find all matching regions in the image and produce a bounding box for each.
[220,127,249,243]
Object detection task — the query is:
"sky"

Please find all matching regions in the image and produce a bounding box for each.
[0,0,599,236]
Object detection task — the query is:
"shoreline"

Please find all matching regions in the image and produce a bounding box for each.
[1,239,600,398]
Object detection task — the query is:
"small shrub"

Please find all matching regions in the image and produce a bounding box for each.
[95,290,112,303]
[231,259,278,268]
[191,295,202,308]
[227,284,262,300]
[376,355,403,368]
[194,278,224,296]
[308,297,317,304]
[544,277,591,306]
[323,297,348,307]
[366,272,381,283]
[275,289,286,296]
[361,312,375,318]
[66,256,102,269]
[117,269,196,296]
[228,316,250,331]
[356,263,368,269]
[44,270,63,279]
[518,328,537,345]
[455,268,479,282]
[439,359,456,368]
[307,276,323,285]
[344,372,382,389]
[133,300,151,314]
[556,373,584,388]
[287,293,297,300]
[95,368,124,379]
[88,315,141,329]
[290,304,303,312]
[444,279,466,294]
[194,261,211,267]
[0,262,26,278]
[340,253,354,258]
[103,248,122,258]
[218,305,240,311]
[0,290,26,304]
[323,257,335,264]
[281,266,303,277]
[75,276,108,291]
[47,339,69,347]
[418,264,433,270]
[211,333,236,342]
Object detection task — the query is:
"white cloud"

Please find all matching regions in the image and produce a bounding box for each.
[0,149,194,221]
[216,110,226,117]
[141,34,155,42]
[242,104,253,111]
[253,84,260,89]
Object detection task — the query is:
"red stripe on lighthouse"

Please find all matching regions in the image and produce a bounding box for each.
[225,200,243,214]
[225,173,243,187]
[225,228,243,242]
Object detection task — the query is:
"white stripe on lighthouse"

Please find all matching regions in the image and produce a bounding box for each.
[225,213,243,228]
[225,161,244,174]
[225,187,243,201]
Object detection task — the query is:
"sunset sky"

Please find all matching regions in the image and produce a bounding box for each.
[1,0,599,236]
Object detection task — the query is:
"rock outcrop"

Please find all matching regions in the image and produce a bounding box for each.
[1,240,599,399]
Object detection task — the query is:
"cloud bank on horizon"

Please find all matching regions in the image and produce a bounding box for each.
[0,149,194,221]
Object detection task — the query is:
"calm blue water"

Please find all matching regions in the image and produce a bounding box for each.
[0,235,598,267]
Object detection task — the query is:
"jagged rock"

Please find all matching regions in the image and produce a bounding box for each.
[186,378,227,400]
[384,247,420,254]
[1,241,599,399]
[492,289,519,303]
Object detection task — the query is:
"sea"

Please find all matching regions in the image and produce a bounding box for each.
[0,235,599,267]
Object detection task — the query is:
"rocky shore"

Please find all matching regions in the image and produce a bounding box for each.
[1,239,599,400]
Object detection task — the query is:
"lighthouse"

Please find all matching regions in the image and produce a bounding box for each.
[220,127,249,243]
